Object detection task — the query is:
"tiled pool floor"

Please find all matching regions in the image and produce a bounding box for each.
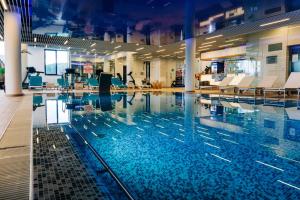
[33,127,105,200]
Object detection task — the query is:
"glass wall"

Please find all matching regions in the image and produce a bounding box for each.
[45,50,69,75]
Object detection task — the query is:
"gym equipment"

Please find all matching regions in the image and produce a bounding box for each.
[65,68,79,89]
[128,71,136,87]
[171,68,184,87]
[117,73,123,81]
[29,76,43,89]
[22,67,44,89]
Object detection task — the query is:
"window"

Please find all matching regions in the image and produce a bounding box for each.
[266,56,278,64]
[45,50,69,75]
[268,43,282,52]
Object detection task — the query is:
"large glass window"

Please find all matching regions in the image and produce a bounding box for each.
[45,50,69,75]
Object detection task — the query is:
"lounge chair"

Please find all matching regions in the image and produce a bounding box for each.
[111,77,127,89]
[264,72,300,101]
[136,78,151,89]
[238,76,277,98]
[29,76,43,89]
[88,78,99,90]
[219,74,246,96]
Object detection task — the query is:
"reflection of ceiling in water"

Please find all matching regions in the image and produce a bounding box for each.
[32,0,241,40]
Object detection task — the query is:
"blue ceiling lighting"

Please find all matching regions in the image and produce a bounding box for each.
[32,0,241,43]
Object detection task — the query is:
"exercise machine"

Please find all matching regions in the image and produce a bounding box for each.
[128,71,136,87]
[22,67,44,89]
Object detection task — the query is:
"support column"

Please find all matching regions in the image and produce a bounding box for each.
[103,58,110,73]
[184,0,196,92]
[126,52,134,84]
[127,26,132,43]
[4,10,23,96]
[104,32,110,42]
[185,38,196,92]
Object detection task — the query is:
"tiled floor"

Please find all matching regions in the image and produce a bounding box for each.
[33,127,105,200]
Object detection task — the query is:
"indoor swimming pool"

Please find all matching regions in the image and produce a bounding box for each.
[32,92,300,200]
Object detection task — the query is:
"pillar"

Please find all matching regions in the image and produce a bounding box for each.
[104,32,110,42]
[126,52,134,84]
[127,26,132,43]
[4,10,23,96]
[103,58,110,73]
[185,38,196,92]
[184,0,196,92]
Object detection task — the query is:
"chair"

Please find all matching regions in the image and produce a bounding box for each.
[264,72,300,102]
[111,78,127,89]
[136,78,151,89]
[219,74,246,96]
[57,78,69,91]
[29,76,43,89]
[88,78,99,90]
[238,76,277,98]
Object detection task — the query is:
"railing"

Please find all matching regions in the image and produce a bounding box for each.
[71,126,135,200]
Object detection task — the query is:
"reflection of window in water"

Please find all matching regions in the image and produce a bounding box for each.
[46,100,70,124]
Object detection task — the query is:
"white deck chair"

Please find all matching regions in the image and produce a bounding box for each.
[238,76,277,98]
[264,72,300,101]
[219,74,246,96]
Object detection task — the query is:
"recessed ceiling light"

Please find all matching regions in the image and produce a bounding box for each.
[219,43,234,48]
[201,41,217,45]
[205,34,223,40]
[199,48,210,52]
[225,38,243,43]
[199,44,213,49]
[34,37,37,42]
[156,49,166,53]
[260,18,290,27]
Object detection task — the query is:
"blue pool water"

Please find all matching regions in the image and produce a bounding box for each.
[33,92,300,200]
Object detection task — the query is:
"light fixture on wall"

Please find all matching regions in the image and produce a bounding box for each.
[260,18,290,27]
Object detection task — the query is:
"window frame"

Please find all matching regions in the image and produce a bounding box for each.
[44,49,69,76]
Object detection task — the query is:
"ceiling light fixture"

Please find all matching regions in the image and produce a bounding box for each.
[205,34,223,40]
[34,37,37,42]
[90,43,96,47]
[64,40,68,45]
[219,43,234,48]
[199,44,213,49]
[156,49,166,53]
[225,38,243,43]
[199,48,210,52]
[201,41,217,45]
[0,35,3,40]
[0,0,8,11]
[174,50,183,54]
[260,18,290,27]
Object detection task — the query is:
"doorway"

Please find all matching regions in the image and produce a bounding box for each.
[123,65,127,84]
[145,61,150,82]
[289,45,300,73]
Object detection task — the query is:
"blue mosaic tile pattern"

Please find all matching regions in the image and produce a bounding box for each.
[34,92,300,200]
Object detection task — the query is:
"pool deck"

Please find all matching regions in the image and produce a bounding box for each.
[0,93,32,200]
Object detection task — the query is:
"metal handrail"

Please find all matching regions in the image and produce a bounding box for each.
[70,126,135,200]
